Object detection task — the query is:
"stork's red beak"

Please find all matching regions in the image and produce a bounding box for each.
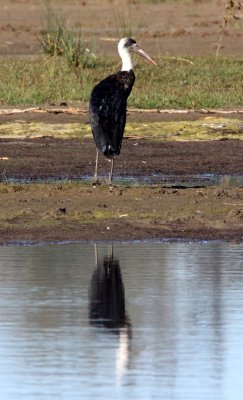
[131,44,157,65]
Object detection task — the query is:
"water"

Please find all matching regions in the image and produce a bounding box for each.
[4,173,243,188]
[0,242,243,400]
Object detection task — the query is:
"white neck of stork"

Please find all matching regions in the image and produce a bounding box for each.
[118,40,134,71]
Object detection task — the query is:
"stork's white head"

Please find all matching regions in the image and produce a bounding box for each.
[118,37,157,72]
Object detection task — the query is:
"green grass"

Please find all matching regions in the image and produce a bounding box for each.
[0,56,243,109]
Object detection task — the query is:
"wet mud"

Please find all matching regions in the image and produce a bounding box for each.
[0,133,242,243]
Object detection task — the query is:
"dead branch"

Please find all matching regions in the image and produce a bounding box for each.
[216,0,242,56]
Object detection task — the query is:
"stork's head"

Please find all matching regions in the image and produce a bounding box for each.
[118,37,157,71]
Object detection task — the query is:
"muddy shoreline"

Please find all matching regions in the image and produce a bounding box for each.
[1,130,243,177]
[0,133,242,243]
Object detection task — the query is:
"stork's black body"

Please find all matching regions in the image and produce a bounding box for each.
[90,70,135,158]
[89,37,156,187]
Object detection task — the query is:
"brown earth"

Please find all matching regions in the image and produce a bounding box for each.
[1,135,243,179]
[0,182,242,243]
[0,0,243,57]
[0,134,242,243]
[0,0,243,243]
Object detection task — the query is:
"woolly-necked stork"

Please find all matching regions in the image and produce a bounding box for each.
[89,37,156,187]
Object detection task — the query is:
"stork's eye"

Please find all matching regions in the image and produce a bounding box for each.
[124,38,136,48]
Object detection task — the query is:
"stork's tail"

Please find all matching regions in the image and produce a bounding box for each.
[103,144,120,158]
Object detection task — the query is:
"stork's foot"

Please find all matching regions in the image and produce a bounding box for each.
[105,178,118,192]
[104,178,113,191]
[92,177,101,188]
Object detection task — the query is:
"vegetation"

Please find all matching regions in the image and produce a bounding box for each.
[41,5,98,68]
[0,56,243,109]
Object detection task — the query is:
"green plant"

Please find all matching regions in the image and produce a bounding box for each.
[113,5,133,38]
[112,0,146,40]
[41,6,65,56]
[61,29,98,69]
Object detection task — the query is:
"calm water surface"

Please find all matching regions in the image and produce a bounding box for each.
[0,242,243,400]
[5,173,243,188]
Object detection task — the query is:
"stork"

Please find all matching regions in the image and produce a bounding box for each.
[89,37,156,188]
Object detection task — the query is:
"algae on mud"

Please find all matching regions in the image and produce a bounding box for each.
[0,116,243,140]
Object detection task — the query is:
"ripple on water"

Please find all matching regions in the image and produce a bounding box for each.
[0,242,243,400]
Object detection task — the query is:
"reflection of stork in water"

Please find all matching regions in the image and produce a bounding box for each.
[89,244,130,331]
[89,244,132,383]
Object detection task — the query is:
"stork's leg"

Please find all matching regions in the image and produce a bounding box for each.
[108,158,114,187]
[93,149,99,186]
[108,243,113,260]
[94,243,98,266]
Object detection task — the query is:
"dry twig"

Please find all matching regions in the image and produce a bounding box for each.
[216,1,242,56]
[1,107,243,116]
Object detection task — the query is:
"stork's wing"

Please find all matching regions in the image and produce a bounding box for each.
[89,72,135,157]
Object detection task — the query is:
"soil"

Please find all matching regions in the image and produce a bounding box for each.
[0,0,242,243]
[0,135,242,243]
[0,0,243,57]
[1,136,243,179]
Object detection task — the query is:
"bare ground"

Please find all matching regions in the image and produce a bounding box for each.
[0,0,243,57]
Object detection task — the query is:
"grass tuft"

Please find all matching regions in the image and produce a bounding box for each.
[41,5,98,69]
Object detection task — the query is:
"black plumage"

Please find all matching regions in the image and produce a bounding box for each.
[90,70,135,159]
